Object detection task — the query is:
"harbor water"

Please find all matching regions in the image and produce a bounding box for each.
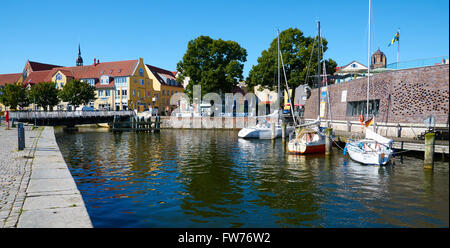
[55,128,449,228]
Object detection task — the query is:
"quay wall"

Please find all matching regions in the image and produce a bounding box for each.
[17,127,92,228]
[304,64,449,124]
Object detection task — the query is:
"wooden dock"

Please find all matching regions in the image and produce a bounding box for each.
[111,116,161,133]
[333,130,449,154]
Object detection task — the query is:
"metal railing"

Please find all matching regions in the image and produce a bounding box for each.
[386,56,448,70]
[9,110,135,119]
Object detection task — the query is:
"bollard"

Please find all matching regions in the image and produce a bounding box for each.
[281,122,287,140]
[325,128,333,155]
[424,132,435,170]
[18,123,25,151]
[271,122,276,139]
[396,124,402,138]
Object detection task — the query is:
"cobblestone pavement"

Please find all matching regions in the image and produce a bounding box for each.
[0,122,42,228]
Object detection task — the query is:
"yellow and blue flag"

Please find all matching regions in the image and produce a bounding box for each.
[388,32,399,47]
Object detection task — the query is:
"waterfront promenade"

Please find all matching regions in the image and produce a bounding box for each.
[0,123,92,228]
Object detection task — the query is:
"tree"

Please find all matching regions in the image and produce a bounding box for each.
[176,35,247,98]
[246,28,337,91]
[0,83,30,110]
[58,79,96,110]
[27,82,60,111]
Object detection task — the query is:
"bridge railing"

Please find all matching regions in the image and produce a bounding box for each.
[9,110,136,120]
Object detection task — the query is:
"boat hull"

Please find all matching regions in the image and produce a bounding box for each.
[288,143,325,154]
[238,126,295,139]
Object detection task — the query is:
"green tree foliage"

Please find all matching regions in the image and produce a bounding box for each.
[176,35,247,97]
[246,28,337,91]
[0,83,30,110]
[58,79,96,109]
[27,82,60,111]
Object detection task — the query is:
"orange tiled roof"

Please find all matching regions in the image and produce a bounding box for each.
[145,64,182,88]
[0,73,22,86]
[23,70,53,86]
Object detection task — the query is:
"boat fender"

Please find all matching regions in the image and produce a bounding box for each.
[343,143,348,156]
[359,115,364,125]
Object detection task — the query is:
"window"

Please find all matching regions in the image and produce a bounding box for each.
[148,91,151,97]
[140,79,144,85]
[139,68,144,77]
[122,89,127,96]
[60,83,64,88]
[56,73,62,80]
[101,75,109,85]
[105,90,110,97]
[171,90,173,95]
[346,99,380,117]
[101,70,105,74]
[133,90,136,96]
[134,79,137,83]
[162,90,165,96]
[87,78,95,86]
[352,63,357,68]
[98,90,103,96]
[118,69,122,73]
[110,69,113,73]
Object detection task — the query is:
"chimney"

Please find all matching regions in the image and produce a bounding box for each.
[93,58,96,66]
[97,59,100,64]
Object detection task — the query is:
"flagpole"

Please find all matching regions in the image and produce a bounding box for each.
[397,27,400,69]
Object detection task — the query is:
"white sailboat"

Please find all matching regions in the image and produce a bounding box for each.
[238,30,295,139]
[344,0,394,165]
[237,111,295,139]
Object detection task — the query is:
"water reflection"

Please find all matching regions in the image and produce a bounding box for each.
[55,128,449,228]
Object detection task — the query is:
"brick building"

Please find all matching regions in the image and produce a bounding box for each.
[304,64,449,125]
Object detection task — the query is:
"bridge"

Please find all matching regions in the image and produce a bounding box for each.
[9,110,136,127]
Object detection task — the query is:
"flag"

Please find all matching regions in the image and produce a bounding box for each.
[364,117,374,127]
[388,32,399,47]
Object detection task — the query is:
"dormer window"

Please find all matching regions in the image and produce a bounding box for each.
[110,69,113,73]
[118,69,122,73]
[101,70,105,74]
[100,75,110,85]
[56,73,62,81]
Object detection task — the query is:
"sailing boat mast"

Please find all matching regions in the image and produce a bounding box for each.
[277,29,281,119]
[367,0,371,119]
[317,21,321,120]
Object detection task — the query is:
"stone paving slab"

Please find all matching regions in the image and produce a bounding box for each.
[17,207,92,228]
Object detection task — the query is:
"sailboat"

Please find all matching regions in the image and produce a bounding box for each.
[238,30,295,139]
[344,0,393,165]
[287,21,327,154]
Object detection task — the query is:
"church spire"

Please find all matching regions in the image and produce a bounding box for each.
[76,44,83,66]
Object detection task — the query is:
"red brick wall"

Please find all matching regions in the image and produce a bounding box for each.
[304,64,449,124]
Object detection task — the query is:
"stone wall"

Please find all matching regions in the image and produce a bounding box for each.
[304,64,449,124]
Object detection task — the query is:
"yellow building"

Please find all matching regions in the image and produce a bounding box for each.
[46,58,155,112]
[145,64,184,115]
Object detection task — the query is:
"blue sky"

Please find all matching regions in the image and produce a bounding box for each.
[0,0,448,77]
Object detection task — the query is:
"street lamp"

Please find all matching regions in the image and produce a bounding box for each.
[26,84,37,128]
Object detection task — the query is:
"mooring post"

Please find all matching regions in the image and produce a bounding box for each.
[18,123,25,151]
[424,132,435,170]
[281,122,287,140]
[325,128,333,155]
[271,122,276,139]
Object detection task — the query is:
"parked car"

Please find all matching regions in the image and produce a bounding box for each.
[82,106,95,111]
